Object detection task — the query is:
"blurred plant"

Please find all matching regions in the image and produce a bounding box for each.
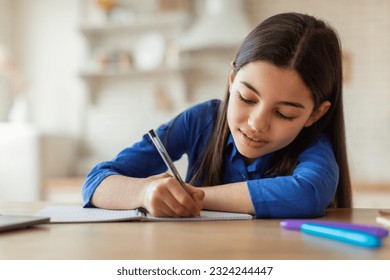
[95,0,117,12]
[0,45,26,95]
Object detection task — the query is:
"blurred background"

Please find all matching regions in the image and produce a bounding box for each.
[0,0,389,207]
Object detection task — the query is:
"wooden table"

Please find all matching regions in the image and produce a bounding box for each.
[0,202,389,260]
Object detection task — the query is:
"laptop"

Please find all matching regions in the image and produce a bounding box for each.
[0,214,50,232]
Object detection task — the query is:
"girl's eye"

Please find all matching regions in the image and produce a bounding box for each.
[238,92,256,105]
[275,111,295,121]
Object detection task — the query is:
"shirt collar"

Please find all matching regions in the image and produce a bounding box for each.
[226,133,272,173]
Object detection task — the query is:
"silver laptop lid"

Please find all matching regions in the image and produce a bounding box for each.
[0,215,50,232]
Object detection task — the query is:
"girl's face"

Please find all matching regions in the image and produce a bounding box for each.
[227,61,330,163]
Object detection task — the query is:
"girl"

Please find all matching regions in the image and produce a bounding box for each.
[82,12,352,218]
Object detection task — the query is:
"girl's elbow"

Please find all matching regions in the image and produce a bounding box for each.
[296,195,331,218]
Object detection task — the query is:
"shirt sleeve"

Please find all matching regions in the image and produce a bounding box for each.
[247,136,339,219]
[81,132,161,207]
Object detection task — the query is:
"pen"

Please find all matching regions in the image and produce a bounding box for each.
[280,219,389,238]
[379,209,390,216]
[148,129,190,194]
[300,223,381,248]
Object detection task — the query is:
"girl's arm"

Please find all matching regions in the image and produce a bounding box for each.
[200,183,255,214]
[90,174,204,217]
[199,136,339,218]
[82,100,220,213]
[91,174,253,216]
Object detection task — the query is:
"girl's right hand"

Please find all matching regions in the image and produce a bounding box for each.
[142,173,204,217]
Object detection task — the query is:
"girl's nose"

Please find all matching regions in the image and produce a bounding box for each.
[248,107,270,132]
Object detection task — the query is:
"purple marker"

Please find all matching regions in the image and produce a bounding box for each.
[280,219,389,238]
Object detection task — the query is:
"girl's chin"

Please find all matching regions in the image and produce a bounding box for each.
[235,144,268,160]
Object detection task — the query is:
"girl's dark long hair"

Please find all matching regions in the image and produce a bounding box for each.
[190,13,352,208]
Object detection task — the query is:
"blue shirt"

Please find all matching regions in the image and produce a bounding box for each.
[82,99,339,218]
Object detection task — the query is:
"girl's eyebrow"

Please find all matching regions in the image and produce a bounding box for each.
[240,81,306,109]
[241,81,259,95]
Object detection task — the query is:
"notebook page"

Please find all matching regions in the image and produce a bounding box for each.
[145,210,253,222]
[35,205,142,223]
[376,216,390,227]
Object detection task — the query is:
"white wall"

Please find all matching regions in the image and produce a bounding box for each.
[12,0,87,136]
[10,0,88,178]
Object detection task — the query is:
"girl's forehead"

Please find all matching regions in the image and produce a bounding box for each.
[237,61,298,80]
[235,62,313,100]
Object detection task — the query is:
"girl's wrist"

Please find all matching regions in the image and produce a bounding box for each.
[137,177,154,210]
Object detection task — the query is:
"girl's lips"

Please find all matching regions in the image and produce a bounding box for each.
[239,129,268,148]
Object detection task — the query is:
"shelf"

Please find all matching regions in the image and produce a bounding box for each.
[79,6,192,103]
[79,12,189,37]
[80,66,183,79]
[80,66,188,104]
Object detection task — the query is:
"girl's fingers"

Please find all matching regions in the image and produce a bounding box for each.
[145,177,191,217]
[187,185,205,213]
[166,181,203,217]
[160,188,193,217]
[151,202,177,217]
[144,174,204,217]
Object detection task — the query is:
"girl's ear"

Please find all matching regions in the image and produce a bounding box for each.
[228,68,235,89]
[304,101,331,127]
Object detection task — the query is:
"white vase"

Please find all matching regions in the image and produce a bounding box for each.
[179,0,251,51]
[0,81,13,121]
[8,95,30,123]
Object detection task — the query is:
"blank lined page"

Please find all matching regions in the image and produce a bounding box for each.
[35,205,141,223]
[35,205,253,223]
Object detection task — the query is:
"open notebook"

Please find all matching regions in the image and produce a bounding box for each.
[35,205,254,223]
